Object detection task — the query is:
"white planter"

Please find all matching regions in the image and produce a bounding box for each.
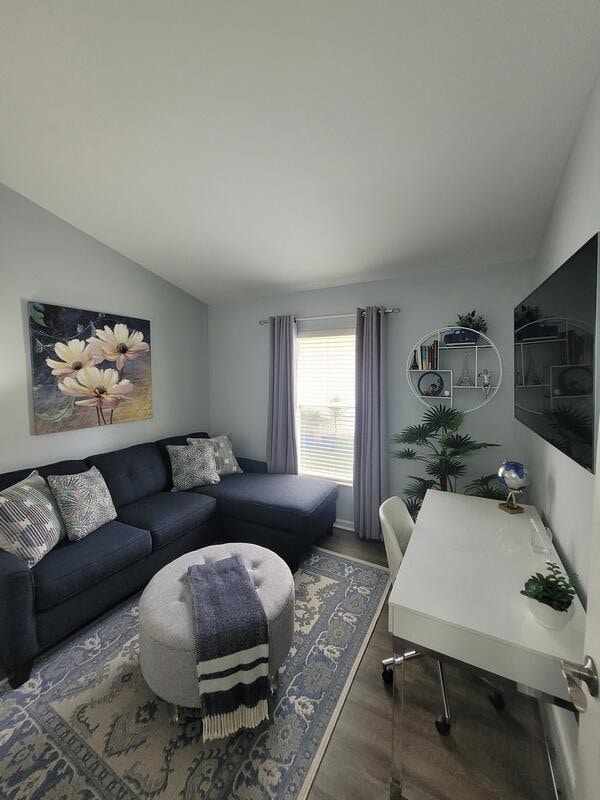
[526,597,574,630]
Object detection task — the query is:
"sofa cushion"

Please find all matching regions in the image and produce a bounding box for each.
[0,471,64,566]
[168,443,220,491]
[48,466,117,541]
[188,434,242,476]
[87,443,168,508]
[156,431,209,484]
[32,520,152,610]
[117,492,217,550]
[191,473,337,535]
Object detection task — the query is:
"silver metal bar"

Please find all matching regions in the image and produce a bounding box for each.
[383,650,421,669]
[391,635,407,799]
[258,307,400,325]
[437,660,451,721]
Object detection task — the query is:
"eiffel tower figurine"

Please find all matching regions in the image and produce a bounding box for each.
[456,352,474,387]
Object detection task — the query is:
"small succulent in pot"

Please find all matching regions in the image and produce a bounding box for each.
[521,562,575,629]
[453,310,488,333]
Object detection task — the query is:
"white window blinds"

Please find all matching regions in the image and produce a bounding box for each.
[296,330,355,483]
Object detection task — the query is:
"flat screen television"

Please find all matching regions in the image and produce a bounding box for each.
[514,234,598,471]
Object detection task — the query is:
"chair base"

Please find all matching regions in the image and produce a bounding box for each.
[381,652,506,734]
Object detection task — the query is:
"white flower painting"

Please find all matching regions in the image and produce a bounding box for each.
[29,302,152,433]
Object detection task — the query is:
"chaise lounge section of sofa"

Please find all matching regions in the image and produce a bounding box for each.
[0,431,337,688]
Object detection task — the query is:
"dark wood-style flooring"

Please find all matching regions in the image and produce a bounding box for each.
[0,530,556,799]
[308,529,556,800]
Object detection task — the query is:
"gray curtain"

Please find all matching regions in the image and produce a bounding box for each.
[266,315,298,474]
[354,306,389,540]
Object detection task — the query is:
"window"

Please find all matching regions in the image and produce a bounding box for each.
[296,330,355,483]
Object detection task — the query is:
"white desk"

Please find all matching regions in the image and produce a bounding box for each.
[388,490,586,799]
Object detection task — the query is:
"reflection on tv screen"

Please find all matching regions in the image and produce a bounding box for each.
[514,235,598,472]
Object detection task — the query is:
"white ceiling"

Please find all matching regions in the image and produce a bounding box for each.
[1,2,600,303]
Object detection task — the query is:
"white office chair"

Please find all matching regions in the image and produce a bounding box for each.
[380,496,505,735]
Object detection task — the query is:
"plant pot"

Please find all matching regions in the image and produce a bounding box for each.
[526,597,574,630]
[443,330,480,345]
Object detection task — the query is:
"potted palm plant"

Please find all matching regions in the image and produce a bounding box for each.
[392,404,502,518]
[521,562,575,629]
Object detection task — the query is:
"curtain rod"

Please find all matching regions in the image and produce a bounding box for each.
[258,307,400,326]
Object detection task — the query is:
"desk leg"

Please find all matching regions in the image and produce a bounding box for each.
[390,635,408,800]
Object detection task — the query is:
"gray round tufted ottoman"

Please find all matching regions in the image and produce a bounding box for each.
[138,543,295,709]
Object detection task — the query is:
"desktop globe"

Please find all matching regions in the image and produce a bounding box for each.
[497,460,529,515]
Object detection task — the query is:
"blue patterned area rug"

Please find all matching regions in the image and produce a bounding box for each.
[0,548,388,800]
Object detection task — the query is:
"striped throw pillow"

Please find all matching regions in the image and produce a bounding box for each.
[0,471,65,567]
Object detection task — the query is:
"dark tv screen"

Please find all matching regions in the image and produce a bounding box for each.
[514,234,598,471]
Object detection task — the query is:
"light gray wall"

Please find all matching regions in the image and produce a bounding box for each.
[0,183,209,471]
[208,261,531,523]
[522,72,600,597]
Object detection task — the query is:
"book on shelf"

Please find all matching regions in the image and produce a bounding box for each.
[411,341,438,371]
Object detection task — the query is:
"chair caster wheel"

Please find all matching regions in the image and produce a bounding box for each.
[489,691,505,711]
[435,716,451,735]
[382,665,393,684]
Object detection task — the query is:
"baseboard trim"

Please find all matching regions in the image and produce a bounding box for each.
[539,701,577,800]
[334,518,354,533]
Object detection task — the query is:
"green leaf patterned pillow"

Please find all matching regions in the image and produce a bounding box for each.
[48,466,117,541]
[0,471,65,567]
[168,444,220,490]
[188,433,243,477]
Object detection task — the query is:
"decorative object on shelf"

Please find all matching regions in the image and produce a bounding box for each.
[392,404,501,518]
[407,326,502,413]
[497,459,529,514]
[444,328,480,345]
[479,368,492,397]
[558,365,593,397]
[520,561,575,630]
[417,371,444,397]
[28,302,152,433]
[453,309,488,333]
[456,352,475,386]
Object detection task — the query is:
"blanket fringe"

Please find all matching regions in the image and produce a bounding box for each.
[202,700,269,742]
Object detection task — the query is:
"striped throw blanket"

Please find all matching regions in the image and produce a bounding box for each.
[187,555,270,742]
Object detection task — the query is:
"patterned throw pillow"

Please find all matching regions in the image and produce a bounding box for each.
[48,466,117,541]
[168,444,220,491]
[0,471,65,567]
[188,433,243,477]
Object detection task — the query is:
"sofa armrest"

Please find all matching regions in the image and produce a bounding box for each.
[237,457,268,474]
[0,549,38,674]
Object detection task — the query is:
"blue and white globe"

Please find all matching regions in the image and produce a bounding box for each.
[498,460,529,491]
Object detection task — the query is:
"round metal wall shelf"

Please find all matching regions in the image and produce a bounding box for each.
[406,326,502,413]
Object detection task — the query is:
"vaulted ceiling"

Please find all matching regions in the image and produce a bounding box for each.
[1,1,599,302]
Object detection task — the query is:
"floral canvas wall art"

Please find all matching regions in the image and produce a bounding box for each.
[28,302,152,434]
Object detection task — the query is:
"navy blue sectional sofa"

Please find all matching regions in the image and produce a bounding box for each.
[0,431,337,688]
